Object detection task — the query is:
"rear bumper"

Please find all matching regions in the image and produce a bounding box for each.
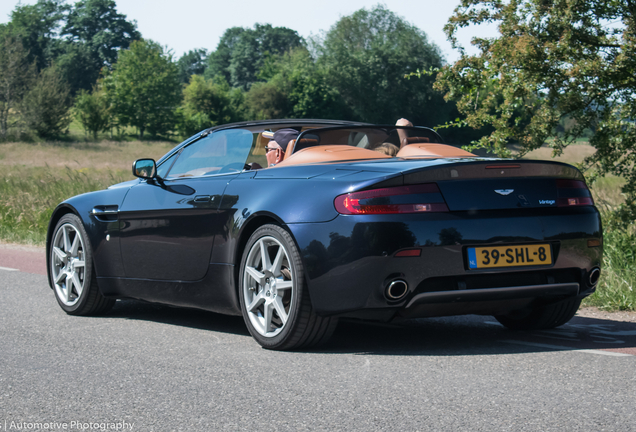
[400,282,581,319]
[288,206,602,317]
[406,282,579,306]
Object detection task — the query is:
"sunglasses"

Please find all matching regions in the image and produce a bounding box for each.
[265,146,280,152]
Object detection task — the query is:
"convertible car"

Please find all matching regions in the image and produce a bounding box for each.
[46,120,603,350]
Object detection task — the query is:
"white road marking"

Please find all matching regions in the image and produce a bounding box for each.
[501,340,632,357]
[0,266,18,272]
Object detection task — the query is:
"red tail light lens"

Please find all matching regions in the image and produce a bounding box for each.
[334,184,449,215]
[556,179,594,207]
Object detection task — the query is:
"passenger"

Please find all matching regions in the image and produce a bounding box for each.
[396,118,413,148]
[375,142,399,156]
[373,118,412,155]
[266,128,299,167]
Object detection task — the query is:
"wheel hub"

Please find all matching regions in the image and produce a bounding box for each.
[242,235,294,338]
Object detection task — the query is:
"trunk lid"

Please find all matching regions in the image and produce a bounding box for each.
[398,160,589,211]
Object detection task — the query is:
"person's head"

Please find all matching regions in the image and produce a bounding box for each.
[266,128,299,166]
[375,142,399,157]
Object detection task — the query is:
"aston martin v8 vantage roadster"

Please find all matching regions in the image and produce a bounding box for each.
[47,120,603,350]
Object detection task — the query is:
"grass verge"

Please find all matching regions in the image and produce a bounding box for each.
[0,165,131,245]
[582,220,636,311]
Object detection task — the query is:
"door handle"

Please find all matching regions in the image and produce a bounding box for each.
[194,195,211,203]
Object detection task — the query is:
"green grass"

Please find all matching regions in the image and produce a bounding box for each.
[0,165,131,245]
[583,226,636,310]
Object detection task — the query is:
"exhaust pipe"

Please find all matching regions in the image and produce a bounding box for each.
[589,267,601,287]
[385,279,409,301]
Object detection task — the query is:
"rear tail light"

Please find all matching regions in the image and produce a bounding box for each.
[334,184,449,215]
[556,179,594,207]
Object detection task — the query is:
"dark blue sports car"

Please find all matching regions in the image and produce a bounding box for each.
[46,120,603,350]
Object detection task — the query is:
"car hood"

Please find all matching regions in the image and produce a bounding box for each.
[108,179,139,189]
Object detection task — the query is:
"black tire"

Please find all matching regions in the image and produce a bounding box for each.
[238,224,337,350]
[49,214,115,316]
[494,297,582,331]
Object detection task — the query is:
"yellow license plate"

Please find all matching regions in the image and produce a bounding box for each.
[467,244,552,269]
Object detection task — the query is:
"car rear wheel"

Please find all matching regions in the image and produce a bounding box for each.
[49,214,115,315]
[494,297,582,331]
[239,224,337,350]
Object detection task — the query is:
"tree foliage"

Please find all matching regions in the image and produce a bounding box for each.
[249,48,348,120]
[177,48,208,84]
[59,0,140,93]
[206,24,303,89]
[0,0,68,71]
[436,0,636,218]
[73,86,111,139]
[317,5,447,125]
[0,34,37,138]
[21,64,72,138]
[178,75,244,136]
[103,39,180,138]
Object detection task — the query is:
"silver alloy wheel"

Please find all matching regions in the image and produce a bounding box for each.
[51,223,86,307]
[242,235,294,337]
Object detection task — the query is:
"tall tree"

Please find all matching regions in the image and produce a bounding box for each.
[317,5,448,125]
[206,24,303,89]
[177,48,208,84]
[103,39,180,138]
[59,0,140,92]
[435,0,636,219]
[0,34,37,138]
[21,64,72,138]
[249,48,348,120]
[178,75,244,136]
[1,0,68,71]
[73,86,111,139]
[206,27,246,84]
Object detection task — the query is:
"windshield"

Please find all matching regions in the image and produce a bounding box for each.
[293,126,443,155]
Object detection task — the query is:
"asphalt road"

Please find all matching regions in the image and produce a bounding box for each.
[1,267,635,431]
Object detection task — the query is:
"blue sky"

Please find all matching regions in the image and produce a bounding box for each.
[0,0,499,63]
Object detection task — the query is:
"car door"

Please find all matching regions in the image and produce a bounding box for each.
[118,128,255,281]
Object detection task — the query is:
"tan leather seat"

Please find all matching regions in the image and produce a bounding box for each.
[283,139,296,160]
[405,136,431,145]
[396,143,476,159]
[278,145,390,166]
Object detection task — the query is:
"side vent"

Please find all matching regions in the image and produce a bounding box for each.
[91,205,119,222]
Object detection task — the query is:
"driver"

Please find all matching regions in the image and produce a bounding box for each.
[265,128,299,166]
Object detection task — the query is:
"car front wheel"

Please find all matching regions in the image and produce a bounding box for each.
[239,224,337,350]
[49,214,115,315]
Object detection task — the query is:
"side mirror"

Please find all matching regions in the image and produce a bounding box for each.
[133,158,157,179]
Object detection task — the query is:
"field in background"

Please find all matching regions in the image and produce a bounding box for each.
[0,139,633,311]
[0,140,175,244]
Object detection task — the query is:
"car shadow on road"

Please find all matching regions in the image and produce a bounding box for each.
[107,299,250,337]
[318,314,636,356]
[104,300,635,356]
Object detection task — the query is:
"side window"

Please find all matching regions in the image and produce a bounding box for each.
[165,129,254,178]
[156,152,177,178]
[245,132,269,168]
